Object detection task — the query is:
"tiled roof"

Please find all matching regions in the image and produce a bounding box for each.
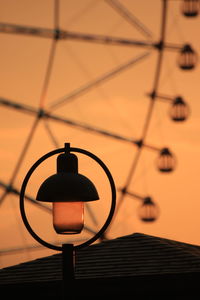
[1,232,200,285]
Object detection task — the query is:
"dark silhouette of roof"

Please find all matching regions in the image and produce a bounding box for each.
[1,232,200,286]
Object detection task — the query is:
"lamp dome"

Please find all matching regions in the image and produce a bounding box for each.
[36,172,99,202]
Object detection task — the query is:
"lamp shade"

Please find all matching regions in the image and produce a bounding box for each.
[36,172,99,202]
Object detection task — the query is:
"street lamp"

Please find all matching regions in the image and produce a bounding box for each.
[20,143,116,285]
[36,145,99,234]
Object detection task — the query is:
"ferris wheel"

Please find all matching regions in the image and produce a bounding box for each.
[0,0,199,267]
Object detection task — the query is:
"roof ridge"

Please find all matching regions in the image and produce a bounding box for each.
[129,233,200,257]
[117,232,200,249]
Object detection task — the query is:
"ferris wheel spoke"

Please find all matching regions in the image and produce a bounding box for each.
[0,190,9,206]
[105,0,153,40]
[0,96,166,156]
[0,179,51,213]
[0,22,156,47]
[54,0,60,29]
[0,96,166,153]
[38,0,60,108]
[49,51,151,110]
[9,116,40,185]
[38,39,58,108]
[43,120,60,148]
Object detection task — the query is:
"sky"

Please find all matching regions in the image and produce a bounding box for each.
[1,0,200,268]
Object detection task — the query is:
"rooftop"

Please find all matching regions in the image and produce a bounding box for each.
[1,232,200,285]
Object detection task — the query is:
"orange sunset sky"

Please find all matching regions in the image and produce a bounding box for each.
[1,0,200,268]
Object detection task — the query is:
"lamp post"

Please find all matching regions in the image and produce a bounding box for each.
[20,143,116,288]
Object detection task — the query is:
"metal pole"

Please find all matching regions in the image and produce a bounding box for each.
[62,244,74,298]
[62,243,74,281]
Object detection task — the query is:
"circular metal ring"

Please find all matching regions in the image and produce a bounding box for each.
[20,145,116,251]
